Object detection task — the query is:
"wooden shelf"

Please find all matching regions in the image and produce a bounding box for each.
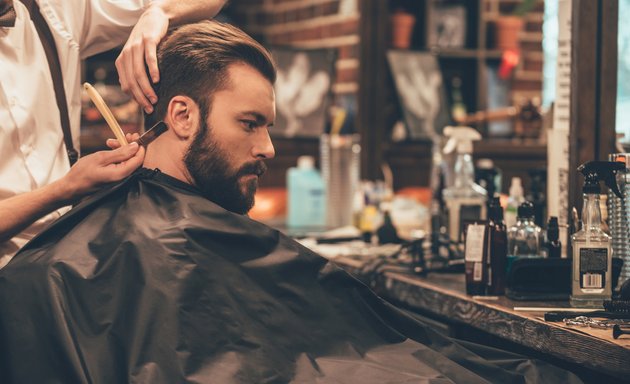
[483,50,505,60]
[383,138,546,191]
[428,48,481,59]
[474,138,546,157]
[358,0,547,188]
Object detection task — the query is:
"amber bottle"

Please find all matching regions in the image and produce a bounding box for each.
[486,196,508,295]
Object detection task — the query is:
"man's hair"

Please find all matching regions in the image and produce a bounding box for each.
[145,21,276,128]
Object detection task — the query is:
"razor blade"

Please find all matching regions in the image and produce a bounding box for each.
[136,121,168,147]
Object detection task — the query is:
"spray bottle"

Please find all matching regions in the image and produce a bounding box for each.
[442,126,487,247]
[571,161,624,308]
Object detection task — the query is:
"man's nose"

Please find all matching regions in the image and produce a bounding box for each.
[254,128,275,159]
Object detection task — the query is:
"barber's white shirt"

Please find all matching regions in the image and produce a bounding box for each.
[0,0,149,266]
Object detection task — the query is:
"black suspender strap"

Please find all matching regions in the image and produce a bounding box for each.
[20,0,79,165]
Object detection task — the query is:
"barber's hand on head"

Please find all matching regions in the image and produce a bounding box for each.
[115,5,169,114]
[60,142,145,203]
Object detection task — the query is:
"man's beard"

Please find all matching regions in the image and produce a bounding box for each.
[184,121,267,214]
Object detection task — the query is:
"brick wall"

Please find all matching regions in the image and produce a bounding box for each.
[226,0,360,100]
[226,0,545,125]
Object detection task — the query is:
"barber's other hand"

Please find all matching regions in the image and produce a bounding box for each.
[61,143,145,203]
[115,5,169,114]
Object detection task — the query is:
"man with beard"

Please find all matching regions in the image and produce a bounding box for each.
[0,21,584,384]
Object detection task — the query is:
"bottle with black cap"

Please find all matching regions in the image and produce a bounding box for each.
[507,201,543,271]
[527,168,547,227]
[486,196,508,295]
[544,216,561,258]
[571,161,624,308]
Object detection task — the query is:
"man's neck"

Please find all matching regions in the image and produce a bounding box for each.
[144,141,194,186]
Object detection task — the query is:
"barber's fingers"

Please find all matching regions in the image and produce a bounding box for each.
[142,36,160,90]
[145,38,160,84]
[63,143,144,200]
[116,45,153,114]
[106,138,119,150]
[115,54,131,100]
[102,145,146,181]
[106,133,142,149]
[93,144,145,183]
[97,142,140,165]
[127,132,141,142]
[129,47,152,113]
[132,38,157,110]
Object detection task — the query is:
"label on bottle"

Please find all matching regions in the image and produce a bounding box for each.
[473,262,483,282]
[465,223,485,262]
[579,248,607,289]
[459,204,482,242]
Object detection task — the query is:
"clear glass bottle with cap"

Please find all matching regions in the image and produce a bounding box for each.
[507,201,543,270]
[572,161,624,308]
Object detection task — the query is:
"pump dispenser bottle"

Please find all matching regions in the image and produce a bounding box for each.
[571,161,624,308]
[442,126,487,246]
[287,156,326,230]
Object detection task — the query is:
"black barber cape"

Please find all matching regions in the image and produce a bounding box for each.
[0,169,581,383]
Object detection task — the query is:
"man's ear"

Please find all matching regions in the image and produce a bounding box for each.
[165,95,200,140]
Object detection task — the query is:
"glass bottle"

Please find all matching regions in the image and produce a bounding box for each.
[571,161,624,308]
[505,177,525,229]
[450,76,467,124]
[571,193,612,307]
[543,216,562,258]
[507,201,543,270]
[486,197,508,295]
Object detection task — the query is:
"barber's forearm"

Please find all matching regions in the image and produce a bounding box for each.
[151,0,228,26]
[0,179,71,243]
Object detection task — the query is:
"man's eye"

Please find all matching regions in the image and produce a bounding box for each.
[241,120,256,130]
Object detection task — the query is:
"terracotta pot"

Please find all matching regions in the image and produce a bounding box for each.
[493,16,524,50]
[390,10,416,49]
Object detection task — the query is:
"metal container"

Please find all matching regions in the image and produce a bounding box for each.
[608,153,630,285]
[320,134,360,228]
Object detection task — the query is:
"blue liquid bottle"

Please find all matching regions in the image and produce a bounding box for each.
[287,156,326,230]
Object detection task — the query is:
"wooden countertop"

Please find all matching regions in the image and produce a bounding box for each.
[335,256,630,381]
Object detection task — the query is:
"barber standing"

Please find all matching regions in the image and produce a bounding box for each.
[0,0,226,267]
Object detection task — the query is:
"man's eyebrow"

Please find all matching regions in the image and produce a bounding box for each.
[239,111,273,125]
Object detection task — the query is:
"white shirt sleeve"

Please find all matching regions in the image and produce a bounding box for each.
[77,0,151,59]
[37,1,150,59]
